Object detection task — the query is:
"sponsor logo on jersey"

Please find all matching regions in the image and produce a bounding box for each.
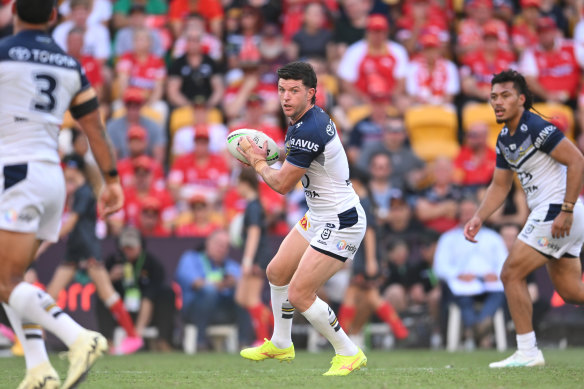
[336,240,357,254]
[295,121,304,129]
[517,172,533,186]
[509,144,516,151]
[299,215,308,231]
[301,174,310,188]
[326,120,335,136]
[304,190,320,198]
[289,138,320,152]
[9,47,77,67]
[321,228,331,240]
[534,125,556,149]
[520,123,528,132]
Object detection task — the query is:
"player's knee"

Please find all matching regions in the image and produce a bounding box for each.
[287,284,310,312]
[499,265,518,286]
[266,261,286,286]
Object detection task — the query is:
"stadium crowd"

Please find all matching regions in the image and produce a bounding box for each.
[1,0,583,352]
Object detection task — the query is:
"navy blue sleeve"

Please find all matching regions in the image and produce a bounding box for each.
[532,123,564,154]
[495,138,511,170]
[286,115,335,169]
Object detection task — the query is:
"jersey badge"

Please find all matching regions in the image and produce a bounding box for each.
[299,215,308,231]
[520,123,528,132]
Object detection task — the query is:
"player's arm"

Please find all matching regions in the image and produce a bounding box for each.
[256,161,306,195]
[71,88,123,215]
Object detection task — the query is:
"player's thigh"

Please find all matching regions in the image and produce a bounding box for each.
[0,230,40,301]
[266,227,309,286]
[500,239,548,284]
[546,256,584,303]
[288,246,346,310]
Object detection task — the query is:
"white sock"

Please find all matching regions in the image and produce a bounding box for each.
[269,283,293,349]
[8,282,83,347]
[516,331,538,357]
[2,303,49,370]
[301,297,358,356]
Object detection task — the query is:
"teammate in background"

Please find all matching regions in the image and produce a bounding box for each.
[0,1,123,388]
[464,69,584,367]
[234,168,274,346]
[43,154,143,356]
[238,61,367,376]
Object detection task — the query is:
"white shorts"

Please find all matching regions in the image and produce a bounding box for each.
[0,161,65,242]
[295,204,366,262]
[518,202,584,259]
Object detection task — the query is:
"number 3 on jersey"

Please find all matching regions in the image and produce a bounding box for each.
[32,73,57,113]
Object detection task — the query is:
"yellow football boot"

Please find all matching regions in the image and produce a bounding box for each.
[323,348,367,376]
[240,338,295,362]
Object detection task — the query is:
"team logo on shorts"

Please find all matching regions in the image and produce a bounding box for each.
[537,237,549,247]
[336,240,357,254]
[299,215,308,231]
[321,228,331,240]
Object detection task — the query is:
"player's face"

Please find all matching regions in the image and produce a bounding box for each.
[278,79,315,122]
[490,82,524,124]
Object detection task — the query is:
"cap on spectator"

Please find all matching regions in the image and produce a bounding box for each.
[127,125,147,141]
[389,190,407,207]
[367,14,389,31]
[119,226,142,248]
[140,196,161,211]
[537,17,557,32]
[189,193,207,205]
[129,4,146,14]
[483,21,499,38]
[247,94,263,107]
[468,0,493,9]
[132,155,152,171]
[419,32,440,48]
[192,95,207,107]
[123,87,146,104]
[194,125,210,140]
[521,0,541,8]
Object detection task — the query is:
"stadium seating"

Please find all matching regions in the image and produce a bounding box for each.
[169,106,224,136]
[404,105,460,161]
[446,303,507,352]
[462,103,503,149]
[182,324,238,354]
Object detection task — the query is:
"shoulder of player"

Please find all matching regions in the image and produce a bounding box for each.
[294,107,335,142]
[524,111,555,134]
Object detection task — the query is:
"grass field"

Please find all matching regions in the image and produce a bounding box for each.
[1,349,583,389]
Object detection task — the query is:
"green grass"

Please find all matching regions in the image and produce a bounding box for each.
[1,349,583,388]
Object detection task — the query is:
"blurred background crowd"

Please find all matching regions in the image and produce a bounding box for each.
[1,0,584,354]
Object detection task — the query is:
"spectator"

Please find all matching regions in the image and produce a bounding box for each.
[347,94,392,167]
[116,125,165,190]
[380,238,414,314]
[174,194,222,237]
[337,14,409,107]
[332,0,372,57]
[98,227,175,352]
[168,125,230,205]
[234,169,275,345]
[456,0,510,59]
[405,32,459,107]
[367,152,402,225]
[434,197,507,350]
[171,12,223,61]
[59,0,113,26]
[52,0,111,63]
[520,17,580,106]
[396,0,449,55]
[168,0,224,39]
[229,94,285,146]
[511,0,541,56]
[167,27,224,109]
[115,26,167,123]
[175,229,245,350]
[137,196,172,237]
[453,122,496,190]
[289,2,333,60]
[225,5,262,64]
[358,116,426,192]
[112,0,169,30]
[106,87,167,164]
[538,0,568,34]
[415,157,462,233]
[379,194,425,250]
[172,96,229,158]
[114,4,165,59]
[460,22,517,103]
[42,154,143,355]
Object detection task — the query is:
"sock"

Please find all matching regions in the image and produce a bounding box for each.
[269,283,294,349]
[301,297,358,356]
[3,303,49,370]
[338,304,356,331]
[8,282,83,347]
[249,303,270,342]
[107,296,138,338]
[516,331,538,357]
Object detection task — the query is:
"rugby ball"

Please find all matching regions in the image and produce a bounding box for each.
[226,128,279,166]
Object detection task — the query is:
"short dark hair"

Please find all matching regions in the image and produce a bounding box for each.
[491,69,533,111]
[238,167,259,192]
[277,61,317,105]
[16,0,56,24]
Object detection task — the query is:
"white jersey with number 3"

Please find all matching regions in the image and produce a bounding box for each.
[0,30,90,165]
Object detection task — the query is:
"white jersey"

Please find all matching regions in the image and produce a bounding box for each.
[0,30,90,165]
[284,106,360,218]
[496,110,566,219]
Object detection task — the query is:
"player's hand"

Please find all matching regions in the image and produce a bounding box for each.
[237,137,268,167]
[552,211,573,239]
[99,182,124,217]
[464,215,482,243]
